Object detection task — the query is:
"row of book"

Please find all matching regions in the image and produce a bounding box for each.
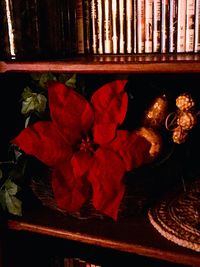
[76,0,200,55]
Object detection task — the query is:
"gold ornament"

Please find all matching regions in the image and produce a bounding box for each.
[177,111,197,130]
[176,93,195,111]
[172,126,188,144]
[136,127,162,161]
[165,92,198,144]
[143,95,168,128]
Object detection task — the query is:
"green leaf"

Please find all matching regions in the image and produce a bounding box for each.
[30,73,42,81]
[39,73,56,88]
[4,179,18,196]
[21,87,33,100]
[0,179,22,216]
[21,93,47,115]
[65,74,76,88]
[5,191,22,216]
[58,73,71,83]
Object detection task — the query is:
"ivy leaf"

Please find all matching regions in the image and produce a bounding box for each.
[65,73,76,88]
[5,179,18,195]
[39,73,56,88]
[0,179,22,216]
[30,73,42,81]
[21,87,33,100]
[58,73,71,84]
[5,191,22,216]
[4,179,22,216]
[21,93,47,115]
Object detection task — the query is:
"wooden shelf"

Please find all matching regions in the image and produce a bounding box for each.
[7,205,200,267]
[1,54,200,73]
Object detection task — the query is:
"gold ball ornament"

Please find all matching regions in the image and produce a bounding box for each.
[136,127,162,162]
[172,126,188,144]
[177,111,197,130]
[143,95,168,128]
[176,93,195,111]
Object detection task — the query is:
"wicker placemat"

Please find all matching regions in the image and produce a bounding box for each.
[148,179,200,252]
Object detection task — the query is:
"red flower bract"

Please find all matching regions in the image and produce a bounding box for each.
[12,80,150,220]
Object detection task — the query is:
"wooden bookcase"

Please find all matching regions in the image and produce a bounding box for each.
[0,55,200,267]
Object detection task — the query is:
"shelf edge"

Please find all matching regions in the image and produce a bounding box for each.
[8,219,200,267]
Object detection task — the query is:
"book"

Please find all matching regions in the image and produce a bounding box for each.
[96,0,103,54]
[160,0,169,53]
[112,0,118,54]
[119,0,126,54]
[90,0,98,54]
[145,0,153,52]
[103,0,112,53]
[152,0,161,52]
[177,0,186,52]
[66,0,77,55]
[126,0,133,53]
[83,0,91,54]
[186,0,195,52]
[194,0,200,52]
[76,0,85,54]
[169,0,178,52]
[133,0,137,53]
[136,0,145,53]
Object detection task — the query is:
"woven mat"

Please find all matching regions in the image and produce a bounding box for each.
[148,179,200,252]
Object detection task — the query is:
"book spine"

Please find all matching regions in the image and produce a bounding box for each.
[186,0,195,52]
[96,0,103,54]
[103,0,112,53]
[169,0,178,52]
[177,0,186,52]
[119,0,126,54]
[83,0,91,54]
[145,0,153,52]
[112,0,118,54]
[66,0,77,55]
[126,0,133,53]
[152,0,161,52]
[76,0,85,54]
[90,0,98,54]
[161,0,169,53]
[133,0,137,53]
[194,0,200,52]
[136,0,145,53]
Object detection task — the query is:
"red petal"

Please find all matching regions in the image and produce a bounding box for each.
[93,123,116,145]
[106,130,151,171]
[88,148,125,220]
[52,162,90,212]
[11,121,73,167]
[49,82,94,144]
[91,80,128,144]
[71,150,93,178]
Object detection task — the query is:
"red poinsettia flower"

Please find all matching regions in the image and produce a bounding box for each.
[12,80,150,220]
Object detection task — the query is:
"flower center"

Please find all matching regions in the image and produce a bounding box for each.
[79,135,95,153]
